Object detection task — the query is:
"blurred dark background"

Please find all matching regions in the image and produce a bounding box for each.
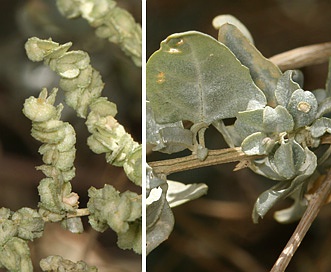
[0,0,141,271]
[147,0,331,271]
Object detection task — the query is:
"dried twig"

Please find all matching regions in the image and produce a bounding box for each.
[269,42,331,71]
[270,169,331,272]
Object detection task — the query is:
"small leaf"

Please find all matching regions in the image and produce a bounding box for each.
[234,108,264,141]
[272,140,306,180]
[61,217,84,234]
[241,132,270,155]
[310,117,331,138]
[263,105,294,134]
[274,70,302,107]
[147,31,266,124]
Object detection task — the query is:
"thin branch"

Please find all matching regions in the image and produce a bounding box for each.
[66,208,90,218]
[269,42,331,71]
[148,147,263,176]
[149,135,331,176]
[270,169,331,272]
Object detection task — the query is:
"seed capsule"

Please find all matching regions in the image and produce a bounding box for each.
[297,101,311,113]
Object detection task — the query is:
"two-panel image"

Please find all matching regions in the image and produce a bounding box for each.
[1,1,331,271]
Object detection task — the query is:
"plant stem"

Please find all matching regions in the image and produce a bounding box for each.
[149,147,263,176]
[269,41,331,71]
[270,169,331,272]
[66,208,90,218]
[149,135,331,176]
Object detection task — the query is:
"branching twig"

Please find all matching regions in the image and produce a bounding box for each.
[270,169,331,272]
[269,42,331,71]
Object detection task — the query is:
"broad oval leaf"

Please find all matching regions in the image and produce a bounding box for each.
[147,31,266,125]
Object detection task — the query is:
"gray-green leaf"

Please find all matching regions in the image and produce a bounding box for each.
[147,31,266,125]
[252,148,317,223]
[166,180,208,208]
[287,89,318,129]
[217,23,282,105]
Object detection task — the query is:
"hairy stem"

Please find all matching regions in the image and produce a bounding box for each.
[270,169,331,272]
[269,41,331,71]
[149,147,263,176]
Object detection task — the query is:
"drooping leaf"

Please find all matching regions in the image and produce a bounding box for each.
[146,199,174,255]
[217,23,282,106]
[252,148,317,223]
[166,180,208,208]
[147,31,266,125]
[273,186,308,223]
